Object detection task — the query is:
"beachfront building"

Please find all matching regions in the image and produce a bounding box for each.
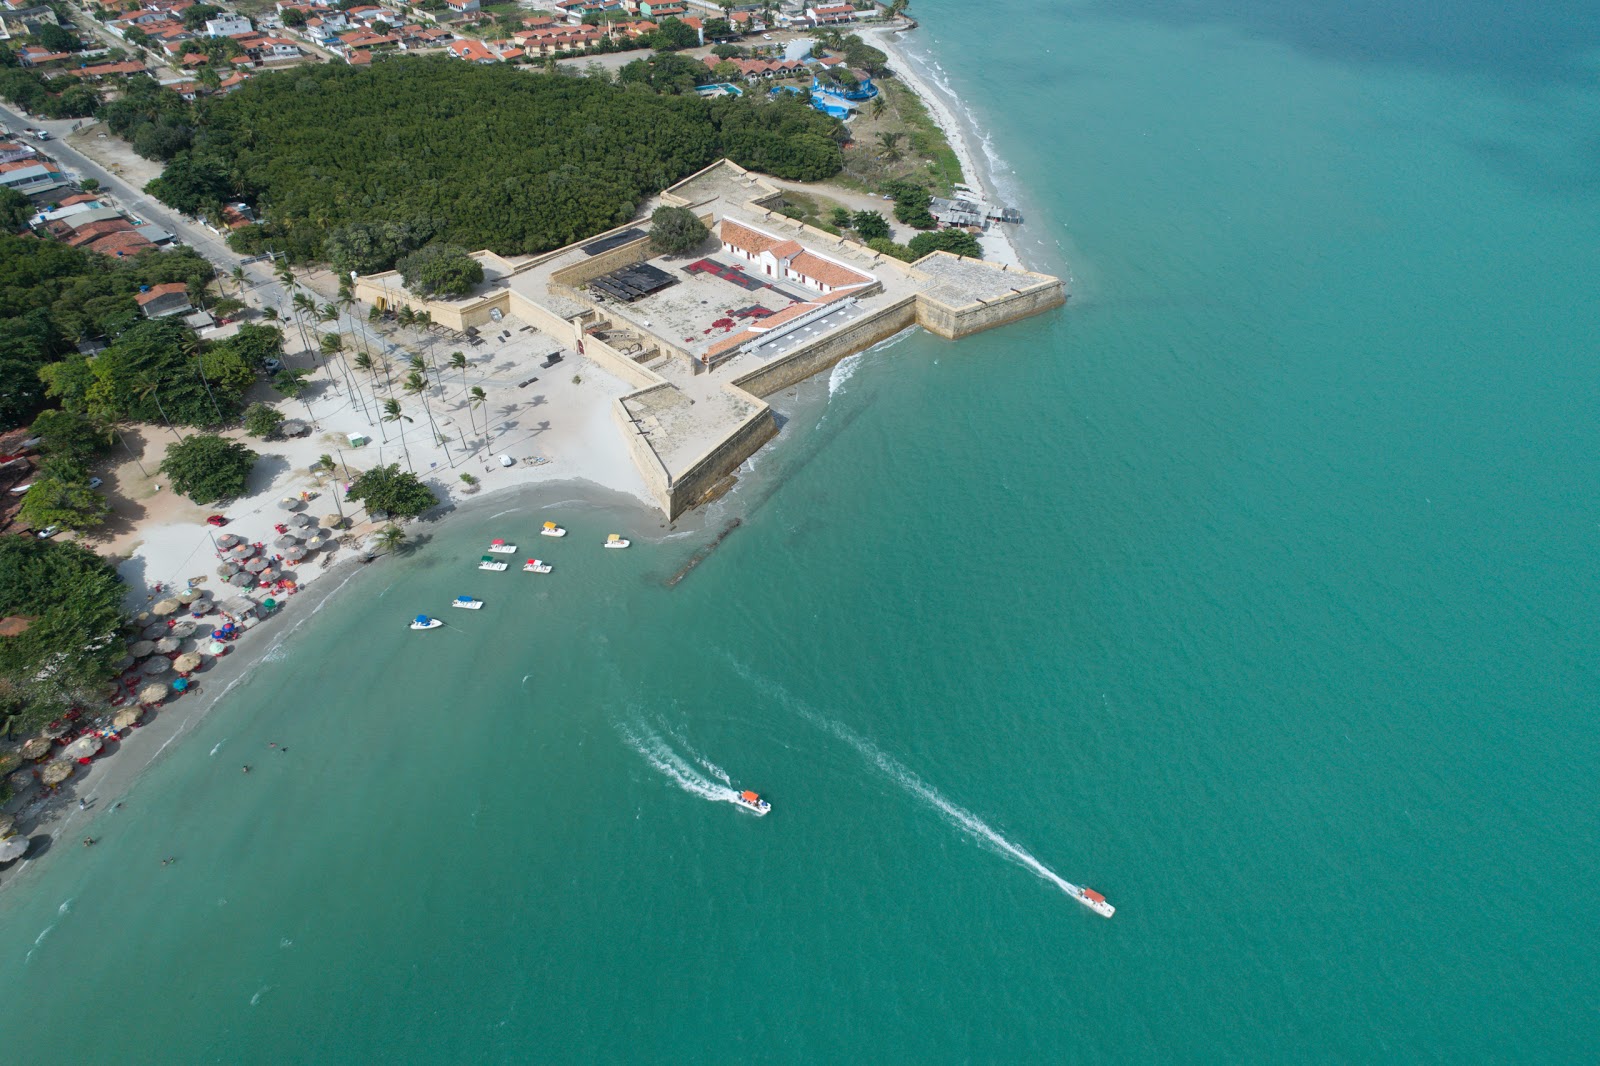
[135,283,194,318]
[806,4,856,25]
[717,219,874,295]
[204,14,253,36]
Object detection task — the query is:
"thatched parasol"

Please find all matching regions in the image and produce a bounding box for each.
[40,760,73,787]
[39,720,69,740]
[0,814,13,837]
[0,750,19,776]
[128,639,156,658]
[244,557,269,573]
[0,835,27,863]
[61,735,102,760]
[217,562,241,579]
[229,543,257,559]
[111,654,135,672]
[172,652,202,674]
[112,708,141,730]
[216,533,243,549]
[138,682,168,705]
[228,571,254,587]
[20,737,51,760]
[274,534,300,549]
[288,512,314,529]
[176,588,200,604]
[281,419,309,436]
[305,534,330,551]
[278,496,304,511]
[133,611,151,624]
[170,621,198,639]
[140,622,168,640]
[152,598,181,616]
[323,514,343,530]
[188,599,213,615]
[258,568,281,583]
[155,636,180,654]
[284,546,307,562]
[141,657,170,676]
[6,768,35,795]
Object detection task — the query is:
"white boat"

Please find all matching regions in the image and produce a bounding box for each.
[451,596,483,610]
[733,790,771,816]
[540,521,566,538]
[1067,885,1115,918]
[522,559,552,574]
[409,615,442,630]
[477,555,509,571]
[605,534,630,549]
[486,539,516,554]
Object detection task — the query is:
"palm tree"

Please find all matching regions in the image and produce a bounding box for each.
[135,377,182,439]
[403,370,447,464]
[374,524,406,554]
[877,131,904,162]
[230,266,247,295]
[354,352,375,374]
[468,386,488,449]
[380,398,414,471]
[181,328,225,424]
[396,306,416,330]
[262,307,279,322]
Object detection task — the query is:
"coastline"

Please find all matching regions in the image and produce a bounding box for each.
[0,473,662,896]
[866,24,1028,271]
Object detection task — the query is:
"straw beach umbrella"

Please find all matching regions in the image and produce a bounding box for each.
[0,750,18,776]
[41,761,73,787]
[113,708,141,730]
[127,639,156,658]
[138,682,168,705]
[244,557,269,573]
[229,543,257,559]
[152,598,181,616]
[141,657,170,676]
[111,654,135,672]
[274,534,300,549]
[284,546,307,562]
[62,735,102,760]
[323,514,343,530]
[216,533,243,549]
[176,588,200,604]
[155,636,181,654]
[40,720,69,740]
[0,814,14,837]
[171,621,198,639]
[20,738,51,760]
[305,533,330,551]
[258,568,281,583]
[0,835,27,863]
[7,768,35,795]
[288,512,313,529]
[228,571,254,587]
[141,622,168,640]
[278,497,304,511]
[172,653,202,674]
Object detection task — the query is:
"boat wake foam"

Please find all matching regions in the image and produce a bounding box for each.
[723,655,1090,902]
[620,722,741,808]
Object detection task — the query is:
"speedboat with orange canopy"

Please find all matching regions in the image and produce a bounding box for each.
[1067,884,1115,918]
[540,521,566,538]
[733,790,771,816]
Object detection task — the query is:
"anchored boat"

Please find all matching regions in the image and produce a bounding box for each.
[452,595,483,610]
[605,533,630,549]
[541,521,566,538]
[523,559,552,573]
[486,539,516,554]
[478,555,509,571]
[733,790,771,816]
[409,615,442,631]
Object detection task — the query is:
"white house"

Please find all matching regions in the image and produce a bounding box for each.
[204,14,253,36]
[806,4,855,25]
[445,0,480,11]
[717,219,874,296]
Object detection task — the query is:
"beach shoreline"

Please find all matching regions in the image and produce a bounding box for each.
[0,473,663,896]
[866,24,1028,271]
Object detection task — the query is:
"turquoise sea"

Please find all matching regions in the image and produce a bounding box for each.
[4,0,1599,1059]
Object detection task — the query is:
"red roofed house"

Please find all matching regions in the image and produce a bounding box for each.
[717,219,874,295]
[135,282,194,318]
[448,38,497,62]
[807,4,856,25]
[86,229,156,257]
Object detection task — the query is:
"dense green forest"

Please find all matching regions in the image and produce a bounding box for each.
[142,58,845,268]
[0,235,216,429]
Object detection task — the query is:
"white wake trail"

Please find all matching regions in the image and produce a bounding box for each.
[621,723,740,808]
[723,655,1087,900]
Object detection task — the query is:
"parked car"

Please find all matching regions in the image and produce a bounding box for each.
[35,525,60,539]
[88,477,103,489]
[263,358,282,372]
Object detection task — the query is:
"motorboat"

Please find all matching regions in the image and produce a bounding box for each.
[451,596,483,610]
[733,790,771,816]
[409,615,443,631]
[523,559,552,574]
[478,555,509,571]
[605,534,630,549]
[540,521,566,538]
[486,539,516,554]
[1067,885,1115,918]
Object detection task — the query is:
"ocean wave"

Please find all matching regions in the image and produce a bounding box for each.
[827,353,862,397]
[720,654,1087,901]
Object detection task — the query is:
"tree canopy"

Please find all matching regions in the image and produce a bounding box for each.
[157,434,258,503]
[243,402,285,438]
[17,460,110,533]
[140,57,844,266]
[0,536,126,719]
[346,463,437,519]
[397,244,483,298]
[649,205,708,255]
[908,228,982,258]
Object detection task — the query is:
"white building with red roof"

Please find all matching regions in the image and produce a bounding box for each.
[718,219,874,296]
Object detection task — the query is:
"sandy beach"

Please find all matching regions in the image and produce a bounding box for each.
[866,24,1028,270]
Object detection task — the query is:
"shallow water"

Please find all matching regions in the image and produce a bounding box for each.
[2,1,1598,1059]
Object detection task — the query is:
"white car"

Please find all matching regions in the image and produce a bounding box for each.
[762,33,772,40]
[88,477,103,489]
[35,525,60,539]
[264,358,282,372]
